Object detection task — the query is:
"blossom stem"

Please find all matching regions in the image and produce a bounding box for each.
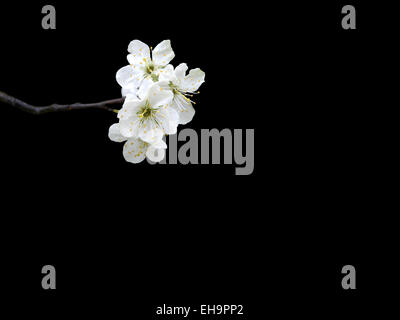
[0,90,124,115]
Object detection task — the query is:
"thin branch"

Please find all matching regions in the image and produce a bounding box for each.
[0,90,124,115]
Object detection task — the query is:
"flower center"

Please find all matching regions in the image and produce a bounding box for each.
[144,62,159,82]
[145,62,155,74]
[169,81,196,105]
[138,100,156,119]
[169,82,180,95]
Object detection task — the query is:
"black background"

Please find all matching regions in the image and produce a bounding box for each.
[0,0,397,318]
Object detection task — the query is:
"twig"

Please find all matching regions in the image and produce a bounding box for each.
[0,90,124,115]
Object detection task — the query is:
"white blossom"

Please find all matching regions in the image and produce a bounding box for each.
[117,83,178,143]
[110,39,205,164]
[108,123,167,163]
[116,40,175,97]
[159,63,205,124]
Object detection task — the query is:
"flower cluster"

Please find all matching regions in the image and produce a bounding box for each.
[108,40,205,163]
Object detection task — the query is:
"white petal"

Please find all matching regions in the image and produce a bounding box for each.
[166,106,179,125]
[116,65,135,88]
[157,64,175,82]
[165,108,179,134]
[127,40,151,65]
[118,98,142,120]
[146,145,165,163]
[174,63,188,82]
[119,117,141,138]
[153,80,170,94]
[138,125,164,144]
[122,138,147,163]
[124,64,146,85]
[146,83,173,108]
[152,40,175,67]
[108,123,127,142]
[172,94,196,125]
[137,77,154,100]
[151,138,167,149]
[121,82,138,97]
[154,107,179,135]
[128,40,150,54]
[180,68,205,92]
[146,128,165,145]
